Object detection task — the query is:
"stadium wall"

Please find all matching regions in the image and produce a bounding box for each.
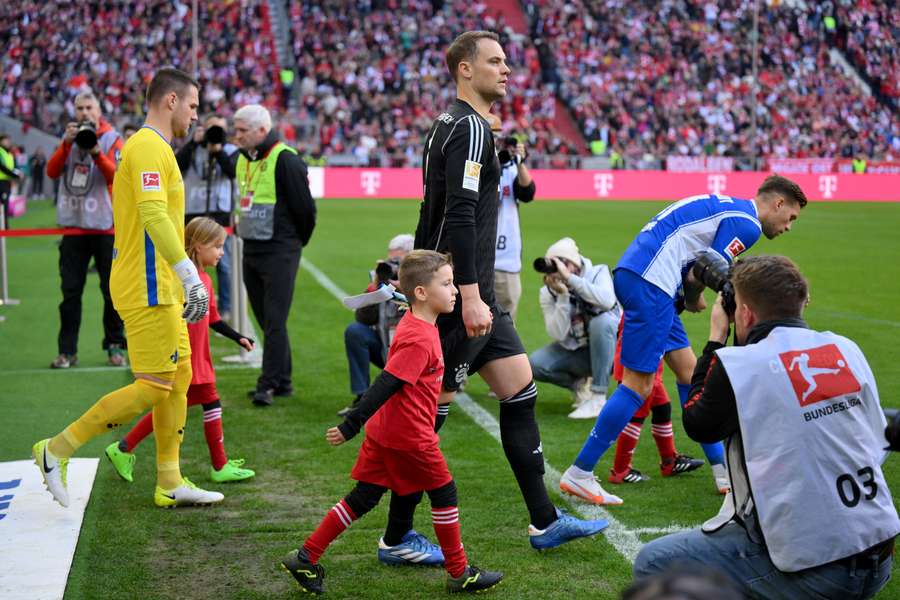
[310,168,900,202]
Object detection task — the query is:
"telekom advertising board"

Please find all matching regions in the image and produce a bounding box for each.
[310,168,900,202]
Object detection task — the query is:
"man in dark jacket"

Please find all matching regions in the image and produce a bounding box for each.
[232,104,316,406]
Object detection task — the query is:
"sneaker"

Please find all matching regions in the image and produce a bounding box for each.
[608,467,650,484]
[50,354,77,369]
[568,392,606,419]
[281,547,325,595]
[251,389,274,407]
[712,463,730,494]
[105,442,135,482]
[528,508,609,550]
[107,345,127,367]
[337,394,362,418]
[447,565,503,593]
[32,439,69,507]
[210,458,255,482]
[571,377,593,407]
[377,529,444,566]
[154,477,224,508]
[661,454,705,477]
[559,466,624,505]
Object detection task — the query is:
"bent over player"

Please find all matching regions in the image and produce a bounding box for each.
[33,68,223,508]
[281,251,503,595]
[559,176,807,505]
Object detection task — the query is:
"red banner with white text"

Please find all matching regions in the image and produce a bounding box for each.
[313,168,900,202]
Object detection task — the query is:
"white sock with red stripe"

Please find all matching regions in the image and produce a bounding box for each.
[303,499,358,563]
[431,506,467,578]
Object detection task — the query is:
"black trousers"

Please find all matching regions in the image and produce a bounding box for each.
[243,249,300,391]
[58,234,125,355]
[0,180,11,226]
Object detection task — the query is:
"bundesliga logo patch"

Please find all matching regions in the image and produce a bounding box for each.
[779,344,860,407]
[141,171,161,191]
[725,237,746,260]
[462,160,481,192]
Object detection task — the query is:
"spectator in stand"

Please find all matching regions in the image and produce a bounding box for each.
[46,91,126,369]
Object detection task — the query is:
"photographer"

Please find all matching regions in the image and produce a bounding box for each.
[176,114,238,318]
[45,91,126,368]
[337,233,413,417]
[529,237,620,419]
[493,132,535,322]
[634,255,898,599]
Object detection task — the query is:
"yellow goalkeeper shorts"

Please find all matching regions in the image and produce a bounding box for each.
[119,304,191,374]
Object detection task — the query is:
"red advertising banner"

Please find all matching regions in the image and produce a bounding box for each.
[318,168,900,202]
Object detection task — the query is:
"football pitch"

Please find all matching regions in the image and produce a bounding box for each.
[2,198,899,599]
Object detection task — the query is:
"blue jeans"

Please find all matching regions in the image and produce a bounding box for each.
[217,234,233,314]
[529,311,618,393]
[634,523,892,600]
[344,321,385,395]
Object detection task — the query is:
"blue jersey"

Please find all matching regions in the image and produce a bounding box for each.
[617,194,761,298]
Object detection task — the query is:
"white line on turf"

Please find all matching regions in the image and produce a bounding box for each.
[300,258,690,564]
[1,364,257,376]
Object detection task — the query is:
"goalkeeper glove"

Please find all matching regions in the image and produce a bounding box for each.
[173,258,209,323]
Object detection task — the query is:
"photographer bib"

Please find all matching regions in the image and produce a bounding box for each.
[235,143,295,241]
[718,327,899,571]
[57,129,118,230]
[494,162,522,273]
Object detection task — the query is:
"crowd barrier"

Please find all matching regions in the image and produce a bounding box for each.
[309,168,900,202]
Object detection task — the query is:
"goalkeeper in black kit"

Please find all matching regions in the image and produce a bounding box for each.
[363,32,609,566]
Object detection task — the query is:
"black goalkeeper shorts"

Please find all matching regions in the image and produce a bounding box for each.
[437,304,526,392]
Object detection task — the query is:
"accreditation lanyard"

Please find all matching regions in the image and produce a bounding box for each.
[239,146,274,210]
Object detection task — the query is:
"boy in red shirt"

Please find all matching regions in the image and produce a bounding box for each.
[281,251,502,595]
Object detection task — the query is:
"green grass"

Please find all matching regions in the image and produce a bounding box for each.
[2,198,899,599]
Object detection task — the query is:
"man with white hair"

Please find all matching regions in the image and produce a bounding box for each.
[337,233,414,418]
[45,91,126,368]
[233,104,317,406]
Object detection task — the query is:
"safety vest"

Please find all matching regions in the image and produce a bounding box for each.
[183,144,236,216]
[56,130,119,230]
[235,142,295,241]
[716,327,900,572]
[0,146,14,182]
[853,158,867,174]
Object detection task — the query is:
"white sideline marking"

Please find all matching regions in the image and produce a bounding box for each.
[300,258,692,564]
[0,363,257,376]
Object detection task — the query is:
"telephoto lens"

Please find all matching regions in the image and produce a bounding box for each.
[74,120,98,150]
[203,125,227,145]
[533,257,558,274]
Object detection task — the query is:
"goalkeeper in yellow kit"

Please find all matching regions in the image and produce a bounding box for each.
[33,68,224,508]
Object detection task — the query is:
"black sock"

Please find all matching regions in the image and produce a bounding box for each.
[499,382,556,529]
[383,491,423,546]
[435,404,450,432]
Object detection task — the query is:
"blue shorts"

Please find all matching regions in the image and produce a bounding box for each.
[613,268,689,374]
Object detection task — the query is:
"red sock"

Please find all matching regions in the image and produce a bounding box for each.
[303,500,357,564]
[122,412,154,452]
[613,421,643,473]
[652,422,676,463]
[202,405,228,470]
[432,506,467,578]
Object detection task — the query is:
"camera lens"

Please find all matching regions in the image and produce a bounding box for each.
[74,121,98,150]
[533,257,557,274]
[203,125,226,145]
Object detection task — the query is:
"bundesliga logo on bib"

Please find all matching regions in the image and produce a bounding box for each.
[779,344,861,407]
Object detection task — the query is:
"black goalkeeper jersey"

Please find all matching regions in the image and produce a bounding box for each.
[415,99,500,306]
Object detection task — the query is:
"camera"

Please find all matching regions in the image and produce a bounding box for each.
[533,257,559,274]
[691,251,736,315]
[203,125,226,146]
[885,409,900,452]
[375,257,401,285]
[497,136,520,165]
[74,120,98,150]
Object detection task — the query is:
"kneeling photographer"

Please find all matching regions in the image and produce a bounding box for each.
[633,255,898,599]
[529,237,621,419]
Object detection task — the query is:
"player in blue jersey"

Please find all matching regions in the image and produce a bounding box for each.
[559,175,807,505]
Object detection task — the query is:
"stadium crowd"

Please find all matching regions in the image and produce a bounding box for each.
[525,0,899,164]
[0,0,279,132]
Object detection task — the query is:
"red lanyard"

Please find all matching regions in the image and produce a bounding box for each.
[242,145,275,194]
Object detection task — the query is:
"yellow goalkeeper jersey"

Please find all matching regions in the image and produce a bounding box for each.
[109,126,185,309]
